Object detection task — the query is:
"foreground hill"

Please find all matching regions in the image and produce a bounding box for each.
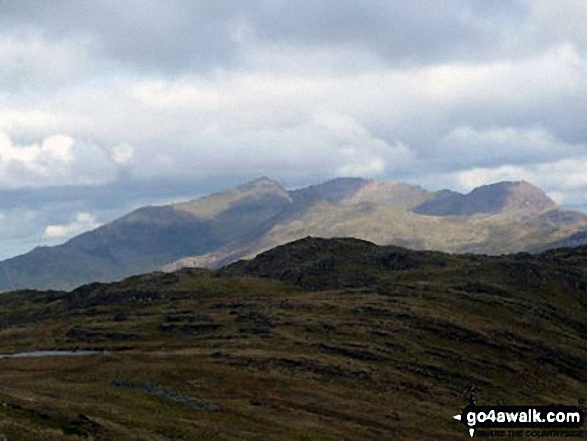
[0,238,586,439]
[3,177,587,290]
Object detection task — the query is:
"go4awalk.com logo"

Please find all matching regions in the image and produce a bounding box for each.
[453,389,585,437]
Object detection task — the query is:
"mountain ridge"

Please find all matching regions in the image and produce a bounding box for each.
[3,176,587,290]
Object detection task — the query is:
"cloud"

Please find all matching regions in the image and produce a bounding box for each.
[110,143,134,165]
[1,1,587,259]
[416,156,587,209]
[435,125,582,170]
[0,131,73,164]
[525,1,587,53]
[0,0,528,74]
[311,112,415,177]
[0,109,64,134]
[43,212,99,239]
[0,30,94,90]
[453,159,587,192]
[0,131,124,188]
[0,39,584,197]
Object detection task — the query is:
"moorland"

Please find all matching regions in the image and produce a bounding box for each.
[0,237,586,440]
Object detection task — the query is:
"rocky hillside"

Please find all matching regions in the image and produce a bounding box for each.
[169,179,587,270]
[413,181,557,217]
[2,177,587,290]
[0,238,586,439]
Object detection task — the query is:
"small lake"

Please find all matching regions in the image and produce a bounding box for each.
[0,350,101,359]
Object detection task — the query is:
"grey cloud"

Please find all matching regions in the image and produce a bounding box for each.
[253,0,527,65]
[0,175,245,260]
[0,0,529,74]
[1,0,587,259]
[0,0,245,72]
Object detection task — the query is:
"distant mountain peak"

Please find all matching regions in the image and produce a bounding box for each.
[469,180,556,215]
[345,180,434,208]
[173,176,290,219]
[239,176,285,191]
[471,180,536,193]
[414,180,556,217]
[289,176,370,204]
[323,176,370,186]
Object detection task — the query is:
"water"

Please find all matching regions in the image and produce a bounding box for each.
[0,350,101,359]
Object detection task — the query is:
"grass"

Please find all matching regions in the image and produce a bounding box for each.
[0,239,586,439]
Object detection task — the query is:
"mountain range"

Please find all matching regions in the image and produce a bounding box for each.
[3,176,587,291]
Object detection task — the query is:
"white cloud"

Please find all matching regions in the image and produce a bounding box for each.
[43,212,99,239]
[422,156,587,208]
[0,131,122,188]
[525,1,587,51]
[110,143,134,165]
[0,132,73,164]
[40,134,74,162]
[338,156,386,177]
[0,41,582,197]
[0,31,94,90]
[311,111,414,177]
[436,125,580,170]
[0,109,64,134]
[132,80,211,108]
[0,5,585,214]
[452,158,587,193]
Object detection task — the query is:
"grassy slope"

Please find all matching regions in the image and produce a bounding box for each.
[0,239,586,439]
[241,202,587,259]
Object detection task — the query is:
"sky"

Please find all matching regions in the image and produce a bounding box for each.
[0,0,587,259]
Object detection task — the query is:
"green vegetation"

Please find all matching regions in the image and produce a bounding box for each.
[0,237,586,439]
